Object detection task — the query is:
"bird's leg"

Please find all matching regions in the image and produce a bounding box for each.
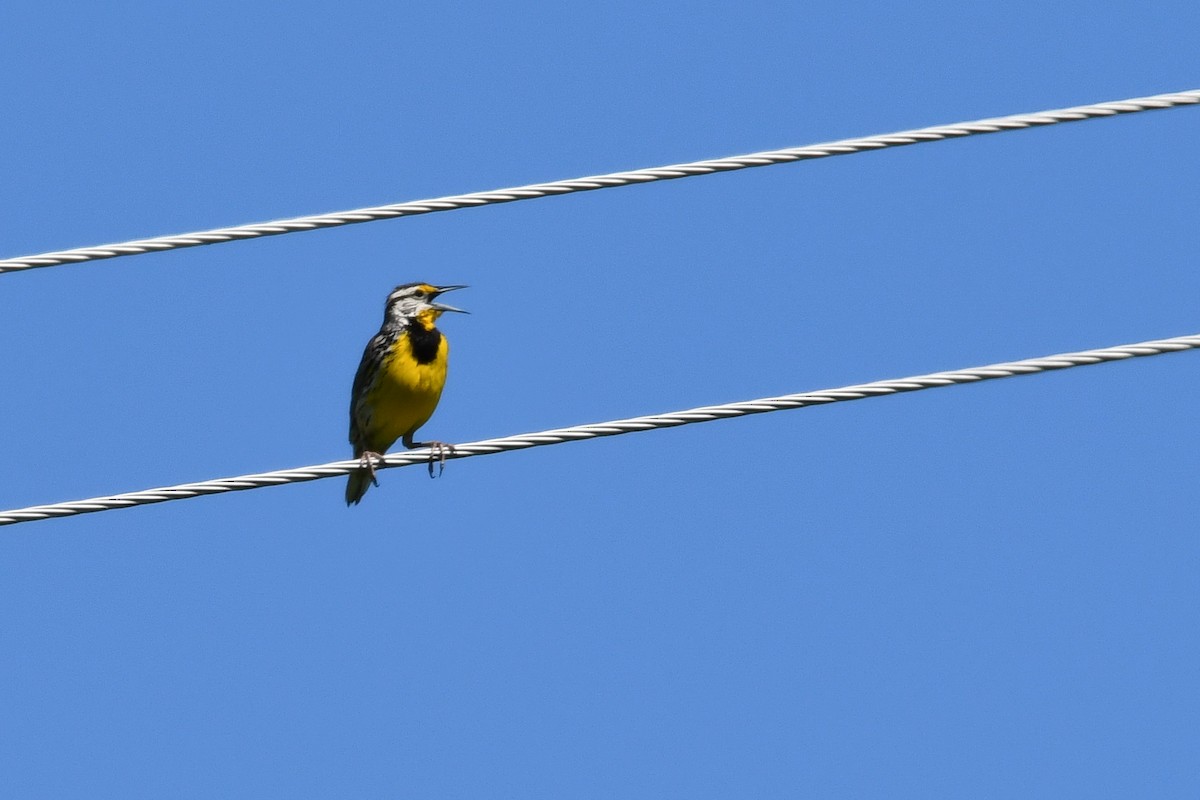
[403,436,456,478]
[358,451,383,487]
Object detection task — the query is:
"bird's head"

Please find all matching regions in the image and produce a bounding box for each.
[384,283,468,328]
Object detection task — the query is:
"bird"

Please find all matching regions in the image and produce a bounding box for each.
[345,282,468,505]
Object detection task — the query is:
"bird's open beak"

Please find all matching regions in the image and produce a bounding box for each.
[431,284,469,314]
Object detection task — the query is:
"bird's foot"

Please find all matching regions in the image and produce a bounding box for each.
[359,451,383,487]
[408,441,456,478]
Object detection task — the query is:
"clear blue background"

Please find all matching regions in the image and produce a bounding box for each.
[2,2,1198,796]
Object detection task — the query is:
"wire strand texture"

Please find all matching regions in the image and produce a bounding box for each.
[2,88,1197,275]
[3,332,1198,527]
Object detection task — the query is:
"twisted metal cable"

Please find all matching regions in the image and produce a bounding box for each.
[3,332,1198,527]
[3,88,1198,276]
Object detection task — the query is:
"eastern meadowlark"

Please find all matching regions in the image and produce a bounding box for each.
[346,282,467,505]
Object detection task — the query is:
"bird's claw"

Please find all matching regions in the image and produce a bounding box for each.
[423,442,455,478]
[359,451,382,487]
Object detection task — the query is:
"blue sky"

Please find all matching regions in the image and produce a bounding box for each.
[2,1,1198,796]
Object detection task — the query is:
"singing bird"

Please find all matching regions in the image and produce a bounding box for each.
[346,283,467,505]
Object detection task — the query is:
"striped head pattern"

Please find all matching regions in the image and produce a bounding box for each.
[383,283,469,327]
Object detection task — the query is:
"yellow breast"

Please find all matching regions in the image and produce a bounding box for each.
[363,330,449,452]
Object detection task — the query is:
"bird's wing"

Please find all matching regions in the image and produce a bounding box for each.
[348,331,393,450]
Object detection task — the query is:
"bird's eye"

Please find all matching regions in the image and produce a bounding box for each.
[414,290,426,298]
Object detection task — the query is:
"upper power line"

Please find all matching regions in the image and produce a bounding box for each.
[2,88,1196,276]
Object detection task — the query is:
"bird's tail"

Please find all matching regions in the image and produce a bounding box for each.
[345,467,374,506]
